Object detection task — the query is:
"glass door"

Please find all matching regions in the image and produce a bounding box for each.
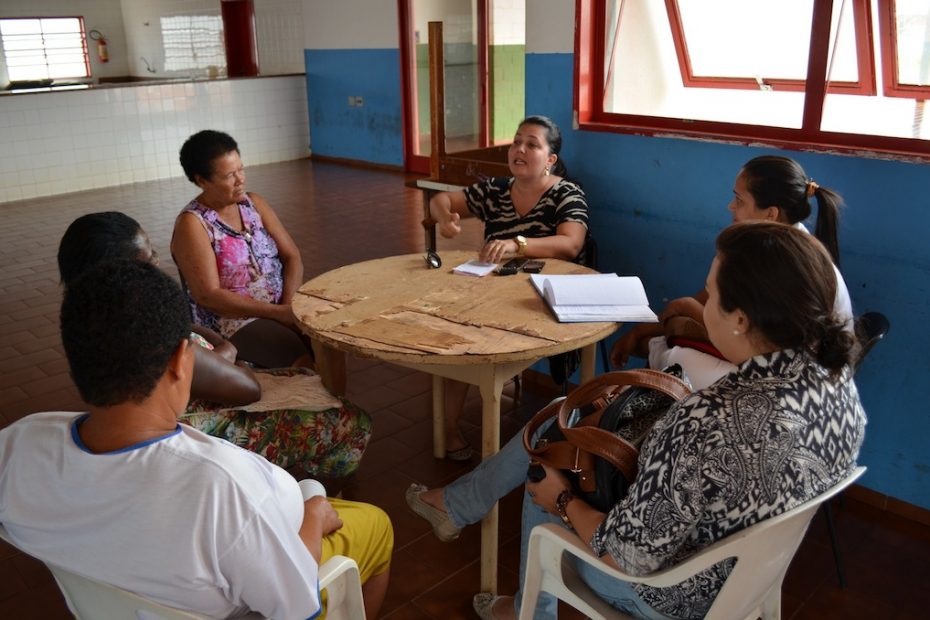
[400,0,525,174]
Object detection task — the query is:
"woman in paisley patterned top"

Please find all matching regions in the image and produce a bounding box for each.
[427,115,590,459]
[172,130,311,369]
[407,222,866,619]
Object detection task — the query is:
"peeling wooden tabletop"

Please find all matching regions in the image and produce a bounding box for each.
[293,251,618,365]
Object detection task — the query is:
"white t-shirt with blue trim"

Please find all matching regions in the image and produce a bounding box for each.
[0,411,321,619]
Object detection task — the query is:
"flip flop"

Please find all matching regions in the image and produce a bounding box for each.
[446,443,476,461]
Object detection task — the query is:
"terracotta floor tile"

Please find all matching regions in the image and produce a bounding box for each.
[0,160,927,620]
[0,581,71,620]
[380,602,434,619]
[0,556,28,601]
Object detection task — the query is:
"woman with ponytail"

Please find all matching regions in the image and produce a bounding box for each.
[612,155,853,390]
[737,155,844,265]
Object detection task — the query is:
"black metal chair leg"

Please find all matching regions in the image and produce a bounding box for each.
[823,501,847,589]
[599,339,611,374]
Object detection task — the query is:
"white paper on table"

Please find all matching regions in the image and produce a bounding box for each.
[453,259,498,277]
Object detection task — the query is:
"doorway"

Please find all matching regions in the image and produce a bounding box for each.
[399,0,525,174]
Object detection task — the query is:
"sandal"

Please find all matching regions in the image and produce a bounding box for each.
[473,593,513,620]
[446,444,477,461]
[405,483,462,542]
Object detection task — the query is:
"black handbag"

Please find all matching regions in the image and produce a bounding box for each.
[523,366,691,512]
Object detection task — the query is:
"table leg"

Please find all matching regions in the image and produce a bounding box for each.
[310,339,347,397]
[579,342,597,384]
[478,367,506,595]
[432,375,445,458]
[422,189,437,252]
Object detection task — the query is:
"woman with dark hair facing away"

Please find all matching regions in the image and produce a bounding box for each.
[58,212,372,484]
[428,115,590,460]
[0,260,392,619]
[172,130,311,369]
[407,222,865,619]
[611,155,852,390]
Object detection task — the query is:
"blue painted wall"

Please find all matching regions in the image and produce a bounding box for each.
[304,49,404,166]
[300,44,930,511]
[527,52,930,510]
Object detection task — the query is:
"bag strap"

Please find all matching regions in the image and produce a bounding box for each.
[556,369,691,479]
[523,398,561,455]
[557,369,691,429]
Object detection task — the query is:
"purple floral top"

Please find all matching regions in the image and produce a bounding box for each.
[179,195,284,338]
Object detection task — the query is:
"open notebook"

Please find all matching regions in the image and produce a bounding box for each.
[529,273,659,323]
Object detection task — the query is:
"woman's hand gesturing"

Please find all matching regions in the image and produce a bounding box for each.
[438,211,462,238]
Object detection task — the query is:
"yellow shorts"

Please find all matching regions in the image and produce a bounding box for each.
[321,497,393,584]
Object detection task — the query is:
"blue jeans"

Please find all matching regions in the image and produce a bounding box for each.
[442,418,669,620]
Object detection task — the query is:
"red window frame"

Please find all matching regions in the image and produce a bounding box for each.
[878,0,930,99]
[574,0,930,160]
[665,0,875,95]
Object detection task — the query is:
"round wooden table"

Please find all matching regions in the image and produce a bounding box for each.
[293,251,617,593]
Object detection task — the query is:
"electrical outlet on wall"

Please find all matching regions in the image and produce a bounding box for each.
[355,96,364,107]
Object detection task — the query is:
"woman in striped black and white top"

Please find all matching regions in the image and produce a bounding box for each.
[427,115,590,460]
[429,115,589,265]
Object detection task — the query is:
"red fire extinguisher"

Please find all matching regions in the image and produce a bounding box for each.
[89,29,109,63]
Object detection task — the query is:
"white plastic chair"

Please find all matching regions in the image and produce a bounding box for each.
[0,525,365,620]
[520,466,865,620]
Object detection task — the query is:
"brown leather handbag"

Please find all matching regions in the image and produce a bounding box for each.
[522,368,691,512]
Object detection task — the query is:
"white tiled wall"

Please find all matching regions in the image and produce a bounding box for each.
[255,0,307,75]
[491,0,525,45]
[0,76,309,204]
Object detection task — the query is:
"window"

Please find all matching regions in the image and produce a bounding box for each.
[576,0,930,159]
[666,0,873,95]
[0,17,90,82]
[161,15,225,74]
[879,0,930,98]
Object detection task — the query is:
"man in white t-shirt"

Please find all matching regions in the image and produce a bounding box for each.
[0,260,391,619]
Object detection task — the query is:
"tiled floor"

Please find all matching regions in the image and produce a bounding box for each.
[1,159,928,619]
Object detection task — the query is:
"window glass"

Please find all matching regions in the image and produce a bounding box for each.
[822,0,929,140]
[892,0,930,87]
[581,0,929,156]
[678,0,813,80]
[161,15,226,74]
[0,17,88,81]
[603,0,816,128]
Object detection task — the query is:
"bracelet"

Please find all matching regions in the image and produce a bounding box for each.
[556,489,575,528]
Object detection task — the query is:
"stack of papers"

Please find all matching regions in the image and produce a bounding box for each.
[453,259,498,277]
[529,273,658,323]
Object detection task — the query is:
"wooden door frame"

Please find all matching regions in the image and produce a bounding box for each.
[398,0,490,174]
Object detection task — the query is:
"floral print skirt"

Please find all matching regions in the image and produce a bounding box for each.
[181,368,372,478]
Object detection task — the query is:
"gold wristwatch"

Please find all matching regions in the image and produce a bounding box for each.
[515,235,528,255]
[556,489,575,527]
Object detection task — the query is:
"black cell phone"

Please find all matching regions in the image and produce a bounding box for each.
[527,463,547,482]
[497,257,528,276]
[522,260,545,273]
